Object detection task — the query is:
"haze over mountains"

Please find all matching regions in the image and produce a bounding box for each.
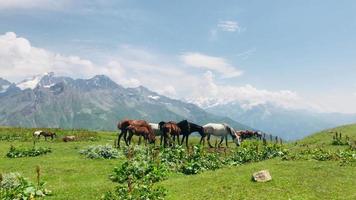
[0,73,248,131]
[204,102,356,140]
[1,73,355,140]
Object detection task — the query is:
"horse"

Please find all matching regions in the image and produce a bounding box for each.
[203,123,241,148]
[126,125,156,145]
[39,131,56,140]
[237,130,262,141]
[149,123,162,136]
[33,131,56,140]
[117,119,152,147]
[63,135,76,142]
[33,130,43,138]
[176,120,206,146]
[158,121,181,147]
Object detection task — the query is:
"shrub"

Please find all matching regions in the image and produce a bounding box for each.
[80,144,120,159]
[6,146,51,158]
[0,172,51,199]
[104,146,167,200]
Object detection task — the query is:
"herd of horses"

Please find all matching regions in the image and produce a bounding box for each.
[117,119,262,148]
[32,119,263,148]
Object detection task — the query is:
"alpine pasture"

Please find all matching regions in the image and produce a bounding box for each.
[0,125,355,200]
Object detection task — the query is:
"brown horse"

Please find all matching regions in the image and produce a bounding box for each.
[237,130,261,141]
[126,125,156,145]
[158,121,181,147]
[117,119,153,147]
[39,131,56,140]
[63,135,76,142]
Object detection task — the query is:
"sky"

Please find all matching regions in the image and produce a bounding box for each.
[0,0,356,113]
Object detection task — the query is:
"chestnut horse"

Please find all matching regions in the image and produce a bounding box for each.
[126,124,156,145]
[117,119,153,147]
[158,121,181,147]
[236,130,262,141]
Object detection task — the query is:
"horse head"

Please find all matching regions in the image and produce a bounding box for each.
[158,121,166,130]
[233,131,241,146]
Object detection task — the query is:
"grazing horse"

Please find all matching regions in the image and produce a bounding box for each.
[149,123,162,136]
[34,131,56,140]
[237,130,262,141]
[39,131,56,140]
[126,125,156,145]
[33,130,43,138]
[203,123,241,148]
[63,135,76,142]
[117,119,152,147]
[158,121,181,147]
[176,120,206,147]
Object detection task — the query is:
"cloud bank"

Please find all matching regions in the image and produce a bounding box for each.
[0,32,315,111]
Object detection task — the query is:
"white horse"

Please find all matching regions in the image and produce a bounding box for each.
[149,123,162,136]
[203,123,241,148]
[33,130,43,138]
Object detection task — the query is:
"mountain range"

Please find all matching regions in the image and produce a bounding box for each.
[0,73,249,131]
[204,101,356,140]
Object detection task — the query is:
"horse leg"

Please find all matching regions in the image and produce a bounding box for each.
[207,134,213,148]
[127,132,132,146]
[180,135,185,146]
[225,135,228,147]
[177,135,180,146]
[185,135,189,147]
[117,132,123,147]
[124,131,130,146]
[218,136,224,147]
[138,136,142,145]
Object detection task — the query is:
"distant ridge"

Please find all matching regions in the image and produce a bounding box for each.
[0,73,250,131]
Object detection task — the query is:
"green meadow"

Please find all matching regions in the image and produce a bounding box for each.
[0,125,355,200]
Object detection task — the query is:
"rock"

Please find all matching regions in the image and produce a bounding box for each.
[252,170,272,182]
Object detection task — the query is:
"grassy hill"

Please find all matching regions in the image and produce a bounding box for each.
[0,125,355,199]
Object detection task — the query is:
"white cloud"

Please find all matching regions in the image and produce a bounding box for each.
[186,70,314,110]
[0,0,70,10]
[0,32,324,112]
[180,52,242,78]
[217,20,244,32]
[0,32,136,86]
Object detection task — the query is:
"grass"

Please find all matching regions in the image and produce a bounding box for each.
[161,160,355,200]
[0,125,355,199]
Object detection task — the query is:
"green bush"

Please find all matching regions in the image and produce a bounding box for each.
[104,146,168,200]
[80,144,120,159]
[0,172,51,199]
[6,146,51,158]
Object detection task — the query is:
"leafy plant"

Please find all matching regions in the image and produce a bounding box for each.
[6,146,51,158]
[0,172,51,199]
[80,144,120,159]
[104,146,167,200]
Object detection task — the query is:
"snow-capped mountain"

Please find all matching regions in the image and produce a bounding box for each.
[0,73,249,131]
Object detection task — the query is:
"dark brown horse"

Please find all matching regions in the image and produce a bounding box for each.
[117,119,153,147]
[158,121,181,147]
[126,125,156,145]
[177,120,206,147]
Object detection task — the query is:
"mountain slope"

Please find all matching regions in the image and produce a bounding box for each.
[206,102,356,140]
[0,73,249,131]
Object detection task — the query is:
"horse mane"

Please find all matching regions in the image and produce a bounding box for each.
[223,123,236,138]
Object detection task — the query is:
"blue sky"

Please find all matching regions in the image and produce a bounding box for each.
[1,0,356,113]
